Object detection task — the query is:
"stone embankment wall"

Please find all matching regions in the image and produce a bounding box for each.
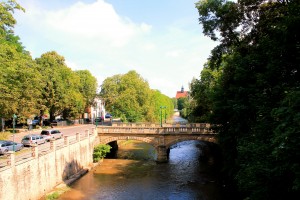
[0,130,97,200]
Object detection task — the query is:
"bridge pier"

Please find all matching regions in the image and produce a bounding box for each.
[156,145,169,163]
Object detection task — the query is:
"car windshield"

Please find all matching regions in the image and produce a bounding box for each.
[23,137,30,140]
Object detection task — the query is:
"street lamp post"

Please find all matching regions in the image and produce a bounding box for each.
[160,106,166,127]
[111,106,114,122]
[12,114,17,151]
[95,102,98,127]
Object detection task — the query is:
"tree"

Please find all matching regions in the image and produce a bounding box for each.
[0,0,41,123]
[0,0,24,36]
[189,62,222,122]
[195,0,300,199]
[0,42,42,122]
[35,51,84,120]
[0,0,26,53]
[75,70,98,116]
[149,90,174,123]
[100,70,174,122]
[100,70,152,122]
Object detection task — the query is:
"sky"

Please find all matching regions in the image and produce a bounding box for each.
[13,0,217,98]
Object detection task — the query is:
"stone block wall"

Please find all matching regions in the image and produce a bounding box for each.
[0,130,96,200]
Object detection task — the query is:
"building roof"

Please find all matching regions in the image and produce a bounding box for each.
[175,91,188,99]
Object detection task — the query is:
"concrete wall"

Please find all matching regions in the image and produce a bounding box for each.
[0,130,96,200]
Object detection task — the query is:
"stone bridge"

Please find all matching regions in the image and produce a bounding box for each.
[96,123,218,162]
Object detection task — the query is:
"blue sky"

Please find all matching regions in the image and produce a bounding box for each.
[14,0,217,97]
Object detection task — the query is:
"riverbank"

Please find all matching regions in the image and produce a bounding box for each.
[42,140,156,200]
[39,162,99,200]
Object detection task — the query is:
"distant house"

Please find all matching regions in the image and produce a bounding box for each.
[85,97,106,121]
[175,86,188,99]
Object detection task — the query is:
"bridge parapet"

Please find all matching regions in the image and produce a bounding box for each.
[97,126,216,135]
[112,122,160,127]
[111,122,212,128]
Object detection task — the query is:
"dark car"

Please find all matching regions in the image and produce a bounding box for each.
[43,119,51,126]
[105,113,112,118]
[94,117,102,122]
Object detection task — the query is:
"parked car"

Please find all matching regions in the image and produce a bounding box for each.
[105,113,112,118]
[0,140,24,155]
[21,134,46,147]
[94,117,102,123]
[31,119,39,126]
[50,119,65,126]
[40,129,63,142]
[42,119,51,126]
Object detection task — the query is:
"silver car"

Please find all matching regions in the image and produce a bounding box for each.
[0,140,24,155]
[40,129,63,142]
[21,134,46,147]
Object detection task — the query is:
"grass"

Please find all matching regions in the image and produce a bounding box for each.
[45,186,71,200]
[46,192,60,200]
[0,132,11,140]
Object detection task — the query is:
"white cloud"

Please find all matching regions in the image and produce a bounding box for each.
[14,0,216,97]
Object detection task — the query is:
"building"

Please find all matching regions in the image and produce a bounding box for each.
[175,86,188,99]
[85,97,106,121]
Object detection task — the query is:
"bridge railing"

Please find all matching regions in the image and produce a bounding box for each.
[97,125,216,135]
[111,122,213,128]
[0,129,96,170]
[111,122,161,127]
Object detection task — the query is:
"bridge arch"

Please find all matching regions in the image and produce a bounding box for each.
[165,136,217,150]
[100,136,158,148]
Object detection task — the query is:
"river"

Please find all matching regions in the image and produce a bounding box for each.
[58,139,224,200]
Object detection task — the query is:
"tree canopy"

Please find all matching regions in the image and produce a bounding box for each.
[193,0,300,199]
[100,70,174,123]
[0,1,98,124]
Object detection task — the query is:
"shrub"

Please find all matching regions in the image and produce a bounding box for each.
[93,144,111,162]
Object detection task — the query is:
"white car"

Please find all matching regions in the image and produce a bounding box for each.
[40,129,63,142]
[21,134,46,147]
[0,140,24,155]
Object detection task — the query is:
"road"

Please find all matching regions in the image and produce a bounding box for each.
[11,124,96,143]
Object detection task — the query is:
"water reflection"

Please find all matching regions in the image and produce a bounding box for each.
[58,140,223,200]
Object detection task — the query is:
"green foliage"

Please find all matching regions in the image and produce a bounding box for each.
[75,70,98,109]
[35,51,87,120]
[195,0,300,199]
[177,97,190,118]
[0,1,98,122]
[100,70,174,123]
[93,144,111,162]
[45,192,60,200]
[189,63,222,122]
[0,39,42,122]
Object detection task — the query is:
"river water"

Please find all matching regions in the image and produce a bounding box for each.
[58,139,224,200]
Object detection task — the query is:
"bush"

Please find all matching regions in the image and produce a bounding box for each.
[93,144,111,162]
